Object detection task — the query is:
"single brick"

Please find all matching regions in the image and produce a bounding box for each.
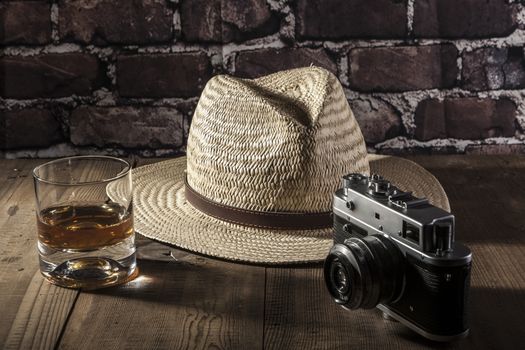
[180,0,221,42]
[378,146,459,156]
[349,98,402,144]
[221,0,279,42]
[415,98,516,140]
[180,0,279,43]
[117,53,212,98]
[0,108,63,149]
[70,106,184,148]
[413,99,447,140]
[413,0,517,38]
[0,1,51,45]
[462,47,525,91]
[59,0,173,45]
[465,144,525,155]
[295,0,407,39]
[0,54,106,99]
[348,45,458,92]
[235,48,337,78]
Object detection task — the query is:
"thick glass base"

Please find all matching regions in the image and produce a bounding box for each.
[39,236,137,290]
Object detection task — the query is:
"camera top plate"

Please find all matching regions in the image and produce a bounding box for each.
[334,173,471,266]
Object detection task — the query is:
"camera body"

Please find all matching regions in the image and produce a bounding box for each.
[324,173,472,342]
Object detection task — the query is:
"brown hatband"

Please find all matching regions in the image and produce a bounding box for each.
[184,177,332,230]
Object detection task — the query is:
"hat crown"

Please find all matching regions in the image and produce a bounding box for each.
[186,67,369,213]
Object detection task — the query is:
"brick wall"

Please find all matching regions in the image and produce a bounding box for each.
[2,0,525,158]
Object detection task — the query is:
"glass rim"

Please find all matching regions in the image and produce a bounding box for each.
[32,155,131,186]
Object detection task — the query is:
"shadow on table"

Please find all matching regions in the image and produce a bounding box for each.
[347,287,525,349]
[85,242,525,349]
[84,258,265,319]
[262,265,525,349]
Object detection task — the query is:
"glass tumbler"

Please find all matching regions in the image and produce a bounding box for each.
[33,156,137,289]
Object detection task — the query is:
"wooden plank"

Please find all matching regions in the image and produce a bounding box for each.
[0,158,164,349]
[0,159,57,348]
[0,159,80,350]
[57,157,266,349]
[0,158,147,350]
[263,155,525,349]
[3,271,77,350]
[57,254,265,350]
[264,266,453,349]
[4,155,525,349]
[411,155,525,349]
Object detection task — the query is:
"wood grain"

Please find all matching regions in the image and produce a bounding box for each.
[1,155,525,350]
[264,266,453,350]
[57,158,265,350]
[3,271,77,350]
[409,155,525,349]
[58,255,265,350]
[263,155,525,349]
[0,159,57,348]
[0,158,159,350]
[0,158,136,350]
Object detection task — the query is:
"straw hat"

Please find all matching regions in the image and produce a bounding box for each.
[109,67,449,264]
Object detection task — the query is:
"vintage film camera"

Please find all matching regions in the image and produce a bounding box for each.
[324,173,472,341]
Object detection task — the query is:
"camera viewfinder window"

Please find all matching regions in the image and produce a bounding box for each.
[350,223,368,237]
[403,221,420,245]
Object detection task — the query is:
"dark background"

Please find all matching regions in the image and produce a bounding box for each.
[1,0,525,158]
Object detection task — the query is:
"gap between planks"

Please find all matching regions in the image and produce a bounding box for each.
[3,272,78,350]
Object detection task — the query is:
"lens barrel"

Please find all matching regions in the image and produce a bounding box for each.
[324,235,404,309]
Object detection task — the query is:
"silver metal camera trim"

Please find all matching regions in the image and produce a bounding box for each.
[333,186,472,267]
[377,304,470,342]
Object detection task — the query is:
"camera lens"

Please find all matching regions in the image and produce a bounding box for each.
[330,260,350,294]
[324,235,404,309]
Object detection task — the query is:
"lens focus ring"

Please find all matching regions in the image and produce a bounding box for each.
[331,261,350,294]
[324,235,404,310]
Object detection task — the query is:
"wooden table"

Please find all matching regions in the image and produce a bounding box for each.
[1,156,524,350]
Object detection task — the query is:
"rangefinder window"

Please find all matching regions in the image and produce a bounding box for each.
[348,223,368,237]
[403,221,420,245]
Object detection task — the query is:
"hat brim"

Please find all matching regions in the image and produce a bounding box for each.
[111,155,449,265]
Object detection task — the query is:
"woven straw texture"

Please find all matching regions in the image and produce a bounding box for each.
[187,67,369,213]
[114,154,449,264]
[107,67,450,264]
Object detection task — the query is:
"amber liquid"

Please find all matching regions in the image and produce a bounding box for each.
[37,203,134,251]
